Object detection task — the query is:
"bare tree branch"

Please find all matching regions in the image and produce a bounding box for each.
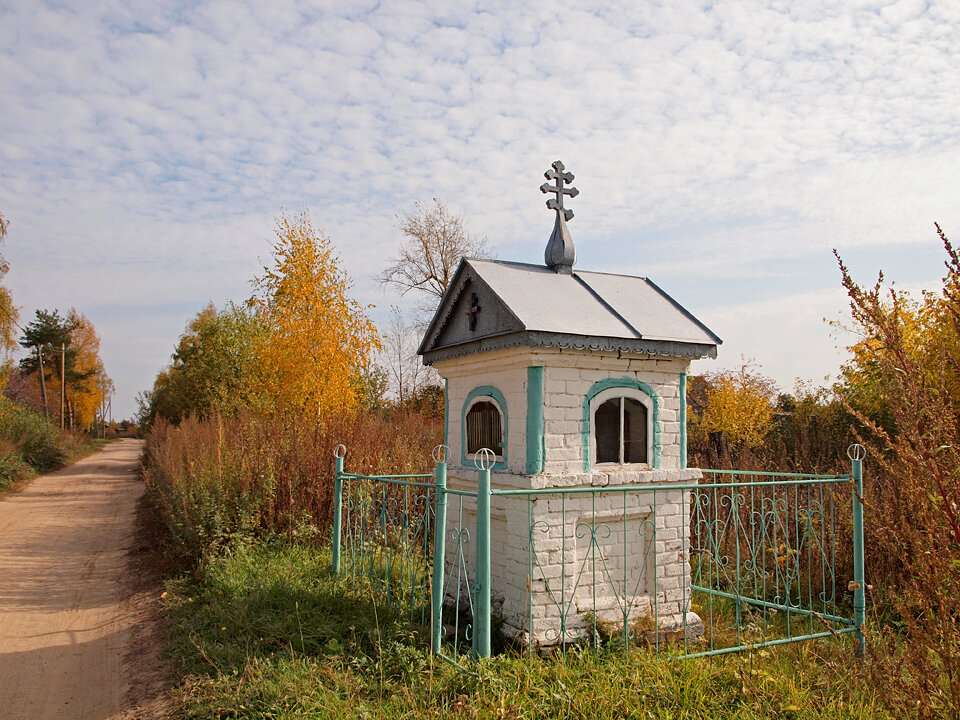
[377,199,490,303]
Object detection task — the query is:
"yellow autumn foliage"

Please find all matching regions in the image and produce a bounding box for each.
[695,362,778,449]
[249,212,380,417]
[0,213,19,390]
[68,310,114,429]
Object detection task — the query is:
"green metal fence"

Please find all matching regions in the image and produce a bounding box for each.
[331,443,867,662]
[332,444,437,627]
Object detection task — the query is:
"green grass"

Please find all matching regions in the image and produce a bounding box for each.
[164,541,887,720]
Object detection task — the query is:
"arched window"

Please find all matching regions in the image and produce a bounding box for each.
[594,395,648,464]
[461,386,508,469]
[466,400,503,456]
[584,382,657,470]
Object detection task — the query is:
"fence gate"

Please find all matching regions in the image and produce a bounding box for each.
[331,443,866,662]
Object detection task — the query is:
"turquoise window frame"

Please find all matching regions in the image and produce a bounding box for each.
[582,377,660,472]
[461,385,508,471]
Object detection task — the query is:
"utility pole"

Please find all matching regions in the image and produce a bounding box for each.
[60,343,65,430]
[36,344,48,419]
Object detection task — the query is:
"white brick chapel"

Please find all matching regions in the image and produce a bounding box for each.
[418,162,721,645]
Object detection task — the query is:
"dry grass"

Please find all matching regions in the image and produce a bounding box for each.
[142,410,442,566]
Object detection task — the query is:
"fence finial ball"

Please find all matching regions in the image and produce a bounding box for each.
[431,444,448,463]
[334,444,347,459]
[847,444,865,461]
[473,447,495,471]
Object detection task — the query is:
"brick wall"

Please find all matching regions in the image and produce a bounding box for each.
[433,346,701,646]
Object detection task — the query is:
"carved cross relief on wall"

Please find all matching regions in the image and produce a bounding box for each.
[466,293,481,331]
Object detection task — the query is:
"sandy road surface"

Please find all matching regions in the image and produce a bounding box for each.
[0,439,152,720]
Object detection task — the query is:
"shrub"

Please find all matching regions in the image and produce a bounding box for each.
[0,397,85,488]
[142,409,443,567]
[0,437,28,490]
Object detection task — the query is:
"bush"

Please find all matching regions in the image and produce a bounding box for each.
[142,410,443,567]
[0,437,29,490]
[0,397,85,488]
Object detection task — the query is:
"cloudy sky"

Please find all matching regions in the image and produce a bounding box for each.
[2,0,958,419]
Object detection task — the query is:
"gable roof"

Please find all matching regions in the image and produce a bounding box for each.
[418,258,721,365]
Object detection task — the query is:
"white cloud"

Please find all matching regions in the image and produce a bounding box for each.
[1,0,958,417]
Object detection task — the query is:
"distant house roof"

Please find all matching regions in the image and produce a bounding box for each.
[419,258,721,365]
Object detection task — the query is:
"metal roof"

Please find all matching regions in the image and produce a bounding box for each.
[419,258,721,363]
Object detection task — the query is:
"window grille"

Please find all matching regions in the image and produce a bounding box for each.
[466,401,503,456]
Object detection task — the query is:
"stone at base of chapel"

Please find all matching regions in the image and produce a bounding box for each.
[418,162,721,647]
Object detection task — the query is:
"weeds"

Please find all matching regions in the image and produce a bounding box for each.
[142,409,442,567]
[835,227,960,719]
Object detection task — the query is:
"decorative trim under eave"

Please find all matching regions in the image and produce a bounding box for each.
[422,330,717,365]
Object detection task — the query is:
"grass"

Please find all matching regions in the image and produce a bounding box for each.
[163,540,888,720]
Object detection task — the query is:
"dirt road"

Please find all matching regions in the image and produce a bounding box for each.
[0,439,159,720]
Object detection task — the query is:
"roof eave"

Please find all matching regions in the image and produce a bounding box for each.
[422,330,718,366]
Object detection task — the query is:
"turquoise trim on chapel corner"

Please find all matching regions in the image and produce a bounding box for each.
[461,385,508,471]
[581,377,660,472]
[525,366,545,474]
[680,372,687,470]
[443,378,449,449]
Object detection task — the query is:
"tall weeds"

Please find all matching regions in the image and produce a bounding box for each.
[835,227,960,719]
[142,410,442,566]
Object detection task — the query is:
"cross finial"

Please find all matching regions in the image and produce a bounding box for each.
[540,160,578,221]
[539,160,578,273]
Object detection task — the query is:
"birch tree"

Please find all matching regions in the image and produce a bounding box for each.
[250,211,380,417]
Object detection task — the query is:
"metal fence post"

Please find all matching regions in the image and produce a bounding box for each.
[332,445,346,575]
[474,449,493,659]
[849,444,866,657]
[431,446,448,654]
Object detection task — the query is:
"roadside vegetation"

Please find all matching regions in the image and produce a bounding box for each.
[139,210,958,718]
[0,212,112,491]
[0,396,87,490]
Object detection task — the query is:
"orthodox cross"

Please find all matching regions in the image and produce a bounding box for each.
[540,160,578,221]
[466,293,481,331]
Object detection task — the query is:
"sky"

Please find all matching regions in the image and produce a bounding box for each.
[1,0,959,420]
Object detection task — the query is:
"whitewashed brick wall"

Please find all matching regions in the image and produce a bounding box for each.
[434,347,700,646]
[444,467,700,646]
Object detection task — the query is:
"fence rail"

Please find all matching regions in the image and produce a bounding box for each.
[331,443,867,662]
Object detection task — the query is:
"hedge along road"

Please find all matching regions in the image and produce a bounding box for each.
[0,439,153,720]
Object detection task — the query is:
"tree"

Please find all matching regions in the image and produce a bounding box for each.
[379,306,438,406]
[17,309,109,429]
[67,310,114,429]
[249,211,380,417]
[377,199,490,312]
[139,302,268,426]
[0,213,19,389]
[19,310,78,421]
[689,361,778,456]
